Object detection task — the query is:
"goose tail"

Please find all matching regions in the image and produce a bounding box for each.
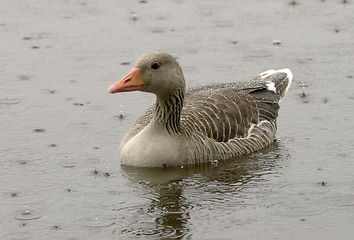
[257,68,293,100]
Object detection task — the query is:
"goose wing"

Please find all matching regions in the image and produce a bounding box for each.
[180,69,292,142]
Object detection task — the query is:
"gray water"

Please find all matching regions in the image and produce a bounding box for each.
[1,0,354,239]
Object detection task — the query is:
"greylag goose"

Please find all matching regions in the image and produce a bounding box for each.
[108,52,292,167]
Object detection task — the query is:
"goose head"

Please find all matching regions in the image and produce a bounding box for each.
[108,52,186,99]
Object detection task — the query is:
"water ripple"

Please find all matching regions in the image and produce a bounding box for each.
[112,204,190,239]
[268,194,327,217]
[2,232,33,240]
[14,206,42,221]
[0,97,21,105]
[323,188,354,208]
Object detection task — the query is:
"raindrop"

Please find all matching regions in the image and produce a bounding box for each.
[93,165,98,175]
[42,89,56,94]
[118,105,124,119]
[24,206,29,215]
[33,128,46,133]
[273,40,282,46]
[301,81,307,98]
[10,188,19,197]
[15,205,41,221]
[18,159,27,165]
[17,75,32,80]
[51,225,62,230]
[104,167,110,177]
[73,102,84,106]
[131,11,138,21]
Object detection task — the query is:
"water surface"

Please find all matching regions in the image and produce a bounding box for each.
[1,0,354,239]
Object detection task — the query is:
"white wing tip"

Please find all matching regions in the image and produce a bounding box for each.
[257,68,293,96]
[258,69,276,79]
[276,68,293,96]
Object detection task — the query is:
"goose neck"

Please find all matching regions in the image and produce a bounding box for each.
[153,91,184,134]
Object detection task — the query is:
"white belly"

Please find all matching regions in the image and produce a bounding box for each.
[119,123,184,167]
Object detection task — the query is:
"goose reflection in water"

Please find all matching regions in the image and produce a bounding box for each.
[114,141,288,239]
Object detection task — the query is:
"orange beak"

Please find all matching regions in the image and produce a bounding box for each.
[107,67,144,93]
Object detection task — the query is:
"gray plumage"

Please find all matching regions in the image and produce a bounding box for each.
[109,52,292,167]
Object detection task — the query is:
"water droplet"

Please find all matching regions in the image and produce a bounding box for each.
[10,188,20,197]
[105,167,110,177]
[15,205,41,220]
[18,159,27,165]
[73,102,84,106]
[17,75,32,80]
[289,0,298,5]
[118,105,124,119]
[131,12,138,21]
[51,225,62,230]
[273,40,282,46]
[33,128,46,133]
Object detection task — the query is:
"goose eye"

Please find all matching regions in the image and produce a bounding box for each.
[151,62,160,70]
